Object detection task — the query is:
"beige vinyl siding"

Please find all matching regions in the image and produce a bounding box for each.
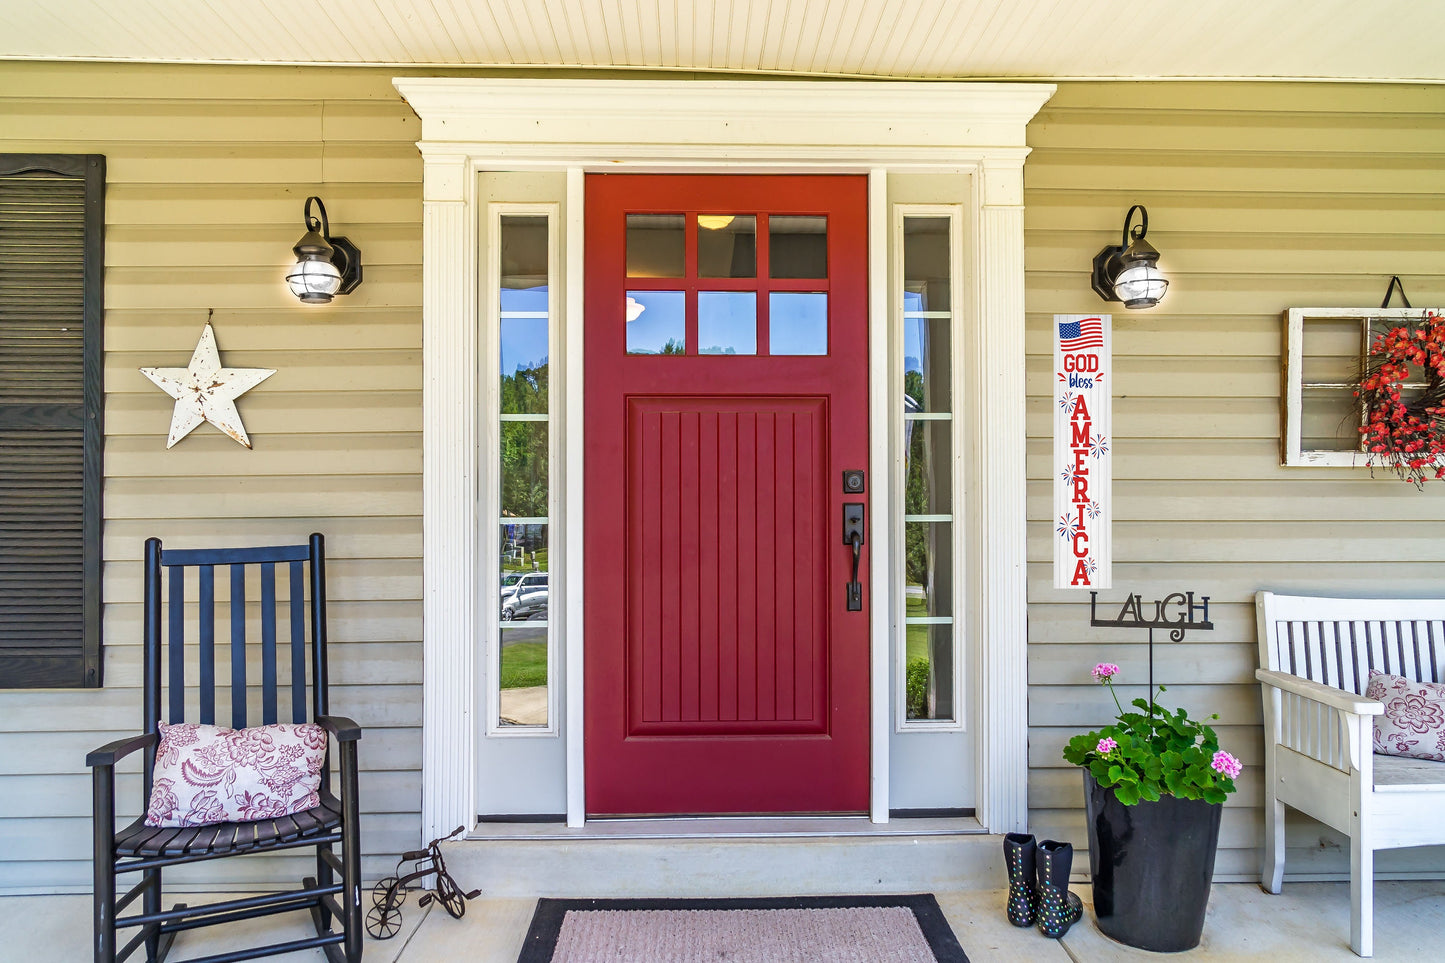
[1024,81,1445,881]
[0,62,423,890]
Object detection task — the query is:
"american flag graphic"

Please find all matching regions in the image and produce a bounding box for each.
[1058,317,1104,352]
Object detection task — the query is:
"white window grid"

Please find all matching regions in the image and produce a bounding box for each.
[893,205,966,732]
[486,203,560,737]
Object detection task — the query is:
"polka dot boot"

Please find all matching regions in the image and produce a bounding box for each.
[1036,838,1084,939]
[1003,832,1038,927]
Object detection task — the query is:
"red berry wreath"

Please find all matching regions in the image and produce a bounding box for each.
[1355,310,1445,487]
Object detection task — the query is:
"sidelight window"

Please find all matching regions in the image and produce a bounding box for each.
[896,210,962,729]
[489,208,557,734]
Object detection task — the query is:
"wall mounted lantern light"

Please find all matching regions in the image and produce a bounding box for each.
[1091,204,1167,309]
[285,196,362,304]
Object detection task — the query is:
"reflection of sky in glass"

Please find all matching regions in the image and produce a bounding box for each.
[699,291,756,355]
[502,318,549,375]
[769,292,827,355]
[626,290,685,354]
[501,285,550,375]
[903,291,925,373]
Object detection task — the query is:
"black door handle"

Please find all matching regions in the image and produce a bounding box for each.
[843,503,864,611]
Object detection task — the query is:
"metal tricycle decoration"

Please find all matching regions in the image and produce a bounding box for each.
[366,826,481,939]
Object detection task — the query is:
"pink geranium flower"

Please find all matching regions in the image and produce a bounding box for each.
[1092,663,1121,683]
[1096,737,1117,754]
[1211,750,1242,779]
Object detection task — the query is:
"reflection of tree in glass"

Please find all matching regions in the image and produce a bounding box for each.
[500,360,549,518]
[501,422,548,517]
[904,366,925,409]
[661,338,685,355]
[501,359,548,414]
[904,366,933,597]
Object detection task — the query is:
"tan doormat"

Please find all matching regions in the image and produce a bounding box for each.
[517,894,968,962]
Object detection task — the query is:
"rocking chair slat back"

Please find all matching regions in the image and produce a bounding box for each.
[145,536,327,740]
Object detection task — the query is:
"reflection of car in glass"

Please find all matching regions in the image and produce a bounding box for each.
[501,585,548,621]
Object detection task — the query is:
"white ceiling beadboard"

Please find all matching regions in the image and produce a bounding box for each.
[0,0,1442,82]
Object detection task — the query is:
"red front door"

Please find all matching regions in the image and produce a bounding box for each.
[584,174,869,815]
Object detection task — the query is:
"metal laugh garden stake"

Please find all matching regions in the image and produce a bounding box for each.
[1054,314,1111,589]
[1090,591,1214,708]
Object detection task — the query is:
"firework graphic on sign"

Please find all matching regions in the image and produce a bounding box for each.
[1086,557,1098,576]
[1058,391,1077,412]
[1085,500,1101,520]
[1060,465,1081,487]
[1090,433,1109,458]
[1057,513,1078,540]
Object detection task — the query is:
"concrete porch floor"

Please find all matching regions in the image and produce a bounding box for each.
[6,880,1445,962]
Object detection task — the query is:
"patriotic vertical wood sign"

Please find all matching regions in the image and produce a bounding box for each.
[1054,314,1112,589]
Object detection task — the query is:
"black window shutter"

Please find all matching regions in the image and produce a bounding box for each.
[0,154,104,688]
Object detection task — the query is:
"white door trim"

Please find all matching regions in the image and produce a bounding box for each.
[397,78,1053,839]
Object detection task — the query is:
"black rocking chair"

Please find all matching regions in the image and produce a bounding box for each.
[88,534,363,963]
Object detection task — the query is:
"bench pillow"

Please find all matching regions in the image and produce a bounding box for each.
[145,721,328,827]
[1366,671,1445,763]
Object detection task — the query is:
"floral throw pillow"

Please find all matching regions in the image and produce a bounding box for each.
[145,722,327,827]
[1365,671,1445,762]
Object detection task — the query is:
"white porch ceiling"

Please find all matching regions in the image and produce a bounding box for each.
[1,0,1442,82]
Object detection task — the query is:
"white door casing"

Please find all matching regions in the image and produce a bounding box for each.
[396,78,1053,838]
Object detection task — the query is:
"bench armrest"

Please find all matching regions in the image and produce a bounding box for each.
[1256,668,1384,716]
[86,731,158,769]
[317,714,362,743]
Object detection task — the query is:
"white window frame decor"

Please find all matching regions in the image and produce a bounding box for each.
[1282,307,1426,466]
[892,204,966,733]
[396,77,1053,839]
[484,203,560,738]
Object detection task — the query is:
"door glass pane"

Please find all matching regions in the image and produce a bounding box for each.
[698,214,756,278]
[905,623,955,723]
[903,316,951,411]
[698,291,757,355]
[501,318,549,414]
[500,422,548,517]
[626,290,686,355]
[626,214,685,278]
[769,215,828,278]
[499,624,548,727]
[769,292,828,355]
[905,521,953,619]
[904,419,952,515]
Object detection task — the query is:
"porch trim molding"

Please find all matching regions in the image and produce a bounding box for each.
[398,77,1053,840]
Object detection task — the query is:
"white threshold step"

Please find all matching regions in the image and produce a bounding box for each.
[443,818,1004,898]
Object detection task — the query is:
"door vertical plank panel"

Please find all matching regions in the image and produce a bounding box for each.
[794,406,815,721]
[755,411,777,722]
[635,407,662,725]
[698,410,720,723]
[774,411,796,721]
[680,409,701,723]
[718,411,739,722]
[737,411,758,723]
[660,410,682,723]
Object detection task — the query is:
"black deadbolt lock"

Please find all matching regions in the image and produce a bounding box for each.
[842,470,865,494]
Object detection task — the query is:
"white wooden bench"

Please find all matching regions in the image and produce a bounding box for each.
[1256,591,1445,958]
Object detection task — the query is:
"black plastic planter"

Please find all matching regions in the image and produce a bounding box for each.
[1082,770,1224,952]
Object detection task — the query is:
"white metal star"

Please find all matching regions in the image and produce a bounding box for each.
[140,322,275,449]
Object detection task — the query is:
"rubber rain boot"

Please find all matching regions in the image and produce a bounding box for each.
[1036,839,1084,938]
[1003,832,1038,927]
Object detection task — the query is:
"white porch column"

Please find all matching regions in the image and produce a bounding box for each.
[970,157,1031,834]
[420,153,478,842]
